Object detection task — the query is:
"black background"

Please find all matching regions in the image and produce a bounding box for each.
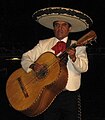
[0,0,105,120]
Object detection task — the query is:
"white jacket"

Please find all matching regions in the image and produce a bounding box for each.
[21,37,88,91]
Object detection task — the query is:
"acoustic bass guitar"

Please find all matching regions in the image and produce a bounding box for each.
[6,30,97,117]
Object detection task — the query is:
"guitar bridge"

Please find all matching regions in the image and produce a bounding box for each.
[17,77,29,98]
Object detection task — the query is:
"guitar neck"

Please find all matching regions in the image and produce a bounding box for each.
[58,43,77,63]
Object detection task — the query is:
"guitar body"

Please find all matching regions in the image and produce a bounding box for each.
[6,52,68,117]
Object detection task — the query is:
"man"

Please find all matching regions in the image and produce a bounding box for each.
[21,7,93,120]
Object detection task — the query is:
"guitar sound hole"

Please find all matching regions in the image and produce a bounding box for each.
[36,65,48,79]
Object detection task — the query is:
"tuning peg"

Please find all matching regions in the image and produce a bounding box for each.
[94,37,97,42]
[94,39,97,43]
[90,42,93,45]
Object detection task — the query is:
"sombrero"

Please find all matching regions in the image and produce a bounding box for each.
[32,7,93,32]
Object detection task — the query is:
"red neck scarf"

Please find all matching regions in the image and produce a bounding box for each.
[51,41,66,55]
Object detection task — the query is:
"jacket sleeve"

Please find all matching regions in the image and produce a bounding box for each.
[21,40,44,73]
[68,46,88,73]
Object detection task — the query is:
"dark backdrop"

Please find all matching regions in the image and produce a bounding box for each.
[0,0,105,120]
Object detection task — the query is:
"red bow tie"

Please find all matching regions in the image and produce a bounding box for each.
[52,41,66,55]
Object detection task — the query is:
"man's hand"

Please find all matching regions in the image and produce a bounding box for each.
[29,63,43,72]
[67,48,76,62]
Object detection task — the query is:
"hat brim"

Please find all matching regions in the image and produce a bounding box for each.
[32,7,93,32]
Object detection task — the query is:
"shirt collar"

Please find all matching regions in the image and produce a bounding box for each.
[55,37,68,43]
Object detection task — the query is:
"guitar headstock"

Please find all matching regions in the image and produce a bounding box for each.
[76,30,97,46]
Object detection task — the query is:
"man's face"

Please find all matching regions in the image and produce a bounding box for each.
[53,21,71,40]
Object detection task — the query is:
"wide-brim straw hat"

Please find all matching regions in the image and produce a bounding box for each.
[32,7,93,32]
